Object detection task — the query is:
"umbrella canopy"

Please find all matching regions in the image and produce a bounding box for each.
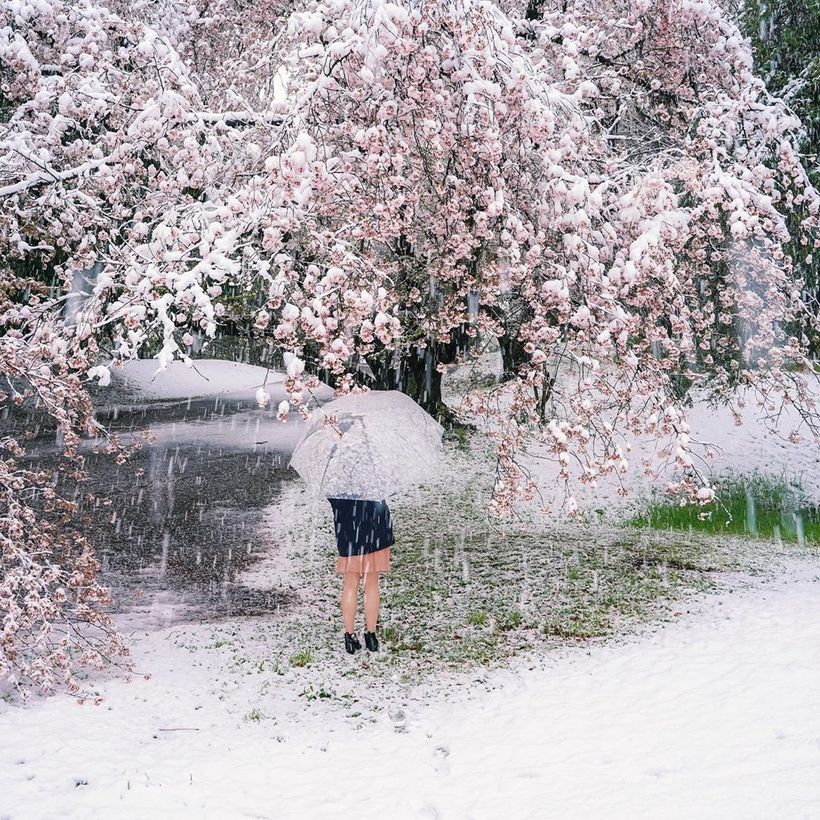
[289,390,444,500]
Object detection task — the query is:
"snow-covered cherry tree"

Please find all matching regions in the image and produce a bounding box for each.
[479,0,820,510]
[0,0,205,694]
[242,0,820,510]
[2,0,819,692]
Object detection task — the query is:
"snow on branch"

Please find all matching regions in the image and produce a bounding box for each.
[189,111,285,127]
[0,153,125,200]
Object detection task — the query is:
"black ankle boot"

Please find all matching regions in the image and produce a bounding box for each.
[364,631,379,652]
[344,632,361,654]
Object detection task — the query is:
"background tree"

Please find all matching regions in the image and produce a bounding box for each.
[738,0,820,350]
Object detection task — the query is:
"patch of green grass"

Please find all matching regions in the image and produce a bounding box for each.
[544,610,611,639]
[209,639,232,649]
[372,486,746,670]
[289,649,313,668]
[380,625,401,644]
[245,707,264,722]
[496,609,523,631]
[382,626,426,653]
[466,610,489,627]
[288,454,817,694]
[628,473,820,545]
[301,684,334,702]
[443,423,473,452]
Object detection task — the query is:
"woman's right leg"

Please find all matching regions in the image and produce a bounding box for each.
[341,571,362,634]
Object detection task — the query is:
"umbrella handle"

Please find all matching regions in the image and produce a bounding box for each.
[316,437,340,497]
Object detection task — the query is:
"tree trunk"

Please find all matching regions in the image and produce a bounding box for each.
[366,327,473,425]
[487,304,528,380]
[499,334,528,381]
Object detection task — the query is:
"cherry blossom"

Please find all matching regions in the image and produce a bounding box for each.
[2,0,819,692]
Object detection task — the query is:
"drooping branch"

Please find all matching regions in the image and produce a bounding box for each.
[0,152,125,200]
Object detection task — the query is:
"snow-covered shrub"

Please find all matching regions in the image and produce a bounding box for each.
[0,439,130,700]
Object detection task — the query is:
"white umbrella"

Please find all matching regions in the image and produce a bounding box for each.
[289,390,444,500]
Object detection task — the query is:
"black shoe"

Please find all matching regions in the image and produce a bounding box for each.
[364,631,379,652]
[344,632,361,654]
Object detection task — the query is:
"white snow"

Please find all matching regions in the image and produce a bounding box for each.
[1,560,818,819]
[516,385,820,516]
[127,405,311,451]
[106,358,331,403]
[81,359,335,454]
[86,364,111,387]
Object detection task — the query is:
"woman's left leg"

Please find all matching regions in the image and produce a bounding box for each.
[363,571,380,633]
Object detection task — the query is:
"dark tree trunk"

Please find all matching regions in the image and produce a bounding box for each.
[366,326,473,425]
[486,304,528,381]
[499,334,528,381]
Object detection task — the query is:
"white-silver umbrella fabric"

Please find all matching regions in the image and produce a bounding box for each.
[289,390,444,500]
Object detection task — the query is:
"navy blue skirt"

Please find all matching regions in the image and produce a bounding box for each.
[328,498,394,558]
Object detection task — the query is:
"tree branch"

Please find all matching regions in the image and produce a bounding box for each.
[0,153,123,200]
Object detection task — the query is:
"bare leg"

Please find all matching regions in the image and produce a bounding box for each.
[341,572,361,633]
[363,571,380,632]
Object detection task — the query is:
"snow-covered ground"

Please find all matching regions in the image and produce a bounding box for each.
[3,361,819,818]
[108,358,286,401]
[104,358,333,404]
[88,358,335,454]
[1,559,818,819]
[120,404,311,452]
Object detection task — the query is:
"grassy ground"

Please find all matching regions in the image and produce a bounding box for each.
[628,473,820,545]
[272,450,817,683]
[171,447,819,722]
[366,482,802,671]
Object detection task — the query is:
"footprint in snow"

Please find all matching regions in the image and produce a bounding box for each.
[432,744,450,774]
[389,706,407,732]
